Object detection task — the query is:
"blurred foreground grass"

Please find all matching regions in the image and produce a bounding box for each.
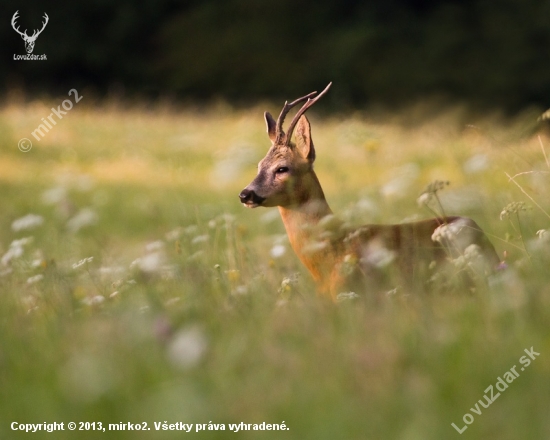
[1,97,550,439]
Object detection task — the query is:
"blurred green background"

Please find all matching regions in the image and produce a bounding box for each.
[2,0,550,110]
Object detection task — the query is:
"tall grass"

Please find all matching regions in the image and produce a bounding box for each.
[1,97,549,439]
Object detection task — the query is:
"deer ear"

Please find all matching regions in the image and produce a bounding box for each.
[264,111,277,142]
[295,115,315,161]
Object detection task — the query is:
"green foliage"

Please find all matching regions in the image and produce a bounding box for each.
[3,0,550,110]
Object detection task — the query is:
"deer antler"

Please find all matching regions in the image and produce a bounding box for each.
[31,13,49,38]
[284,82,332,146]
[11,11,27,38]
[274,91,318,144]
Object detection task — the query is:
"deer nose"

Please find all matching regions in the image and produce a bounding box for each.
[239,188,265,206]
[239,189,253,203]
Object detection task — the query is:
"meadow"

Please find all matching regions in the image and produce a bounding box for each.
[1,94,549,440]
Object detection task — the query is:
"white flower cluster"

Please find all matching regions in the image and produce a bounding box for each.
[72,256,94,269]
[1,237,34,266]
[11,214,44,232]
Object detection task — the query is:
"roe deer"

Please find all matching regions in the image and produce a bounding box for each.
[239,83,500,301]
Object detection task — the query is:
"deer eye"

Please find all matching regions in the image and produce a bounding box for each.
[275,167,289,174]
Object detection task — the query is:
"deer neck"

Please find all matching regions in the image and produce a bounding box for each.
[278,171,339,283]
[278,170,331,227]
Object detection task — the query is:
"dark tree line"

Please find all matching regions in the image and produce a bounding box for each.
[2,0,550,110]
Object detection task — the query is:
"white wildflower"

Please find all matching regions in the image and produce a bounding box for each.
[12,237,34,247]
[365,247,395,268]
[66,208,98,233]
[416,192,431,207]
[191,234,209,245]
[302,240,327,254]
[232,285,248,296]
[1,237,34,266]
[82,295,105,306]
[432,222,461,243]
[463,244,482,261]
[361,239,396,268]
[167,326,208,369]
[527,230,550,256]
[1,247,23,266]
[41,186,67,205]
[161,264,178,280]
[340,253,358,276]
[184,225,199,236]
[336,292,359,302]
[165,227,182,241]
[433,219,482,256]
[111,279,124,289]
[134,252,163,273]
[451,244,485,271]
[145,240,165,252]
[26,274,44,284]
[72,256,94,269]
[500,202,528,220]
[355,197,379,216]
[11,214,44,232]
[98,266,125,276]
[279,277,293,292]
[278,274,300,296]
[431,224,447,243]
[463,154,489,174]
[270,244,286,258]
[31,258,45,268]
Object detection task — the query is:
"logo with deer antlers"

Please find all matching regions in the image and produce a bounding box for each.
[11,10,49,54]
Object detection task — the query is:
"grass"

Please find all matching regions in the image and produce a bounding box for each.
[1,96,550,439]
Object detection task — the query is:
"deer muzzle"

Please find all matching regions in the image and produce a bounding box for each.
[239,188,266,208]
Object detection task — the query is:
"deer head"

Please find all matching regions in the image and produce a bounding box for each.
[11,11,49,54]
[239,83,332,208]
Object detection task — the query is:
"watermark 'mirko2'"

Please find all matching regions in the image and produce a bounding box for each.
[34,89,83,139]
[18,89,82,152]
